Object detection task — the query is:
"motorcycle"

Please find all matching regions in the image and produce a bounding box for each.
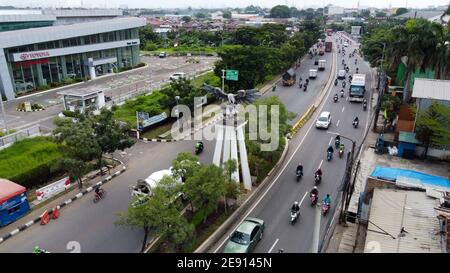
[356,68,359,73]
[327,151,333,161]
[340,90,344,98]
[342,60,345,65]
[335,138,340,148]
[290,210,299,225]
[333,95,338,102]
[93,189,107,203]
[353,120,359,128]
[355,59,357,65]
[322,203,330,216]
[339,147,344,158]
[296,170,303,182]
[310,194,318,206]
[303,85,307,92]
[314,174,321,184]
[342,81,346,88]
[299,82,303,89]
[363,101,367,111]
[195,144,204,155]
[334,79,338,86]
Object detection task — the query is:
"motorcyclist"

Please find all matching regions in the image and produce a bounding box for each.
[334,93,339,101]
[296,163,303,175]
[323,194,331,206]
[334,78,338,86]
[353,116,359,125]
[315,168,323,178]
[94,184,103,198]
[327,145,334,154]
[342,81,346,88]
[340,89,344,97]
[355,58,357,64]
[305,78,309,85]
[335,135,341,147]
[311,186,319,197]
[195,141,204,151]
[363,99,367,109]
[291,201,300,213]
[356,67,359,73]
[339,143,345,154]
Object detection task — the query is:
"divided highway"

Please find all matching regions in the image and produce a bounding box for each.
[211,33,373,253]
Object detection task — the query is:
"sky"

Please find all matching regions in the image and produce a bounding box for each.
[1,0,449,10]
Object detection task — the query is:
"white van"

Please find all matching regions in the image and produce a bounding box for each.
[309,69,318,79]
[169,72,186,81]
[318,60,326,71]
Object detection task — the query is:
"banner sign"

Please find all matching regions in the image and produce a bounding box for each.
[35,177,71,201]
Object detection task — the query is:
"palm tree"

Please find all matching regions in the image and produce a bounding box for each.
[428,23,450,80]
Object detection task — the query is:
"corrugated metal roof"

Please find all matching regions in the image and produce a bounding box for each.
[395,11,443,19]
[0,14,56,23]
[411,78,450,101]
[364,188,443,253]
[0,17,146,49]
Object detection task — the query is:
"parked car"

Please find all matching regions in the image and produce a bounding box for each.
[169,72,186,81]
[159,52,167,58]
[315,111,332,129]
[223,217,265,253]
[14,80,34,94]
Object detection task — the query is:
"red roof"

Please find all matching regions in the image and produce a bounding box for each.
[0,179,26,204]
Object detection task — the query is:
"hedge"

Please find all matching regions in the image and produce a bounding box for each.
[0,137,64,189]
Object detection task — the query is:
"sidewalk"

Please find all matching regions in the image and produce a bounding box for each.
[0,162,125,240]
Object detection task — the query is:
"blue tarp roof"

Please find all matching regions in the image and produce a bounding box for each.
[370,166,450,190]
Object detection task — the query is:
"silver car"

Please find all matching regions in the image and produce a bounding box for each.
[14,80,34,94]
[316,111,332,129]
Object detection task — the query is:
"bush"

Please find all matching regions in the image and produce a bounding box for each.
[0,137,64,189]
[62,110,80,118]
[144,43,158,51]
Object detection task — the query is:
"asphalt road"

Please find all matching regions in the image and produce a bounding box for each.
[212,33,373,253]
[1,56,217,131]
[0,38,336,253]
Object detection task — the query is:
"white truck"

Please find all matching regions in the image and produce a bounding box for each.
[130,169,183,206]
[318,60,326,71]
[349,74,366,102]
[309,69,318,79]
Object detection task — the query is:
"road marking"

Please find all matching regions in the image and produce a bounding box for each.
[341,106,345,112]
[336,120,340,127]
[318,159,324,170]
[213,51,337,253]
[299,191,309,206]
[346,97,349,101]
[268,238,279,253]
[328,137,333,146]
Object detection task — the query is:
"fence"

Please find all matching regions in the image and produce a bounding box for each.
[0,125,44,149]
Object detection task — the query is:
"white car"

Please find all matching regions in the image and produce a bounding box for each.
[343,42,349,47]
[169,72,186,81]
[14,80,34,93]
[337,70,346,80]
[316,111,332,129]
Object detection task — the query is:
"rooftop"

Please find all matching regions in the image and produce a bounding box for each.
[0,17,146,49]
[395,10,444,19]
[364,188,444,253]
[412,78,450,101]
[57,87,107,97]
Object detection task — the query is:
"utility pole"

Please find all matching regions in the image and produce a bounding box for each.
[0,91,8,133]
[373,42,386,133]
[221,69,225,93]
[311,202,321,253]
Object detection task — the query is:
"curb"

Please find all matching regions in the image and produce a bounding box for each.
[194,137,290,253]
[0,165,127,245]
[16,108,45,112]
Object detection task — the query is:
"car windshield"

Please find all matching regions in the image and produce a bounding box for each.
[319,116,328,122]
[230,231,250,245]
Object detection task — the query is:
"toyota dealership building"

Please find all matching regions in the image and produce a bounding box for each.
[0,16,146,100]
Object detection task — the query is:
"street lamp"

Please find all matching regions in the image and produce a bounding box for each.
[327,131,356,224]
[175,96,180,128]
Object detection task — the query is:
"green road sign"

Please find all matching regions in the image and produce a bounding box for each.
[226,70,239,81]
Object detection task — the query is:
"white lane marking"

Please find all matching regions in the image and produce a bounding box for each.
[328,137,333,146]
[299,191,309,206]
[214,51,338,253]
[346,97,349,101]
[268,238,280,253]
[318,159,324,170]
[336,120,340,127]
[341,106,345,112]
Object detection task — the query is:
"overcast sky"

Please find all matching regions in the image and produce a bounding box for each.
[2,0,449,9]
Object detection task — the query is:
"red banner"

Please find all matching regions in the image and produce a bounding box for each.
[15,58,49,68]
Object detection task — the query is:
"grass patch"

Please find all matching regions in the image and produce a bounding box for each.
[0,137,64,188]
[140,119,176,139]
[192,72,221,88]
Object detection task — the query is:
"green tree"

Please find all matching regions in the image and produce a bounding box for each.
[160,79,206,111]
[222,159,240,212]
[415,102,450,158]
[222,11,232,19]
[183,164,226,222]
[171,152,200,183]
[116,176,193,252]
[270,5,291,18]
[90,109,136,174]
[395,8,409,16]
[195,12,206,19]
[182,16,191,23]
[138,25,160,49]
[360,10,371,18]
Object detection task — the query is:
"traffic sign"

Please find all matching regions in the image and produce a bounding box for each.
[226,70,238,81]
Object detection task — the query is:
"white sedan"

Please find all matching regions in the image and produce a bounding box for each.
[316,111,332,129]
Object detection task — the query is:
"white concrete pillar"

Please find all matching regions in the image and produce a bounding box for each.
[237,125,252,190]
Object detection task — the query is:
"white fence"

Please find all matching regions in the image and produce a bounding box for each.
[0,125,44,149]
